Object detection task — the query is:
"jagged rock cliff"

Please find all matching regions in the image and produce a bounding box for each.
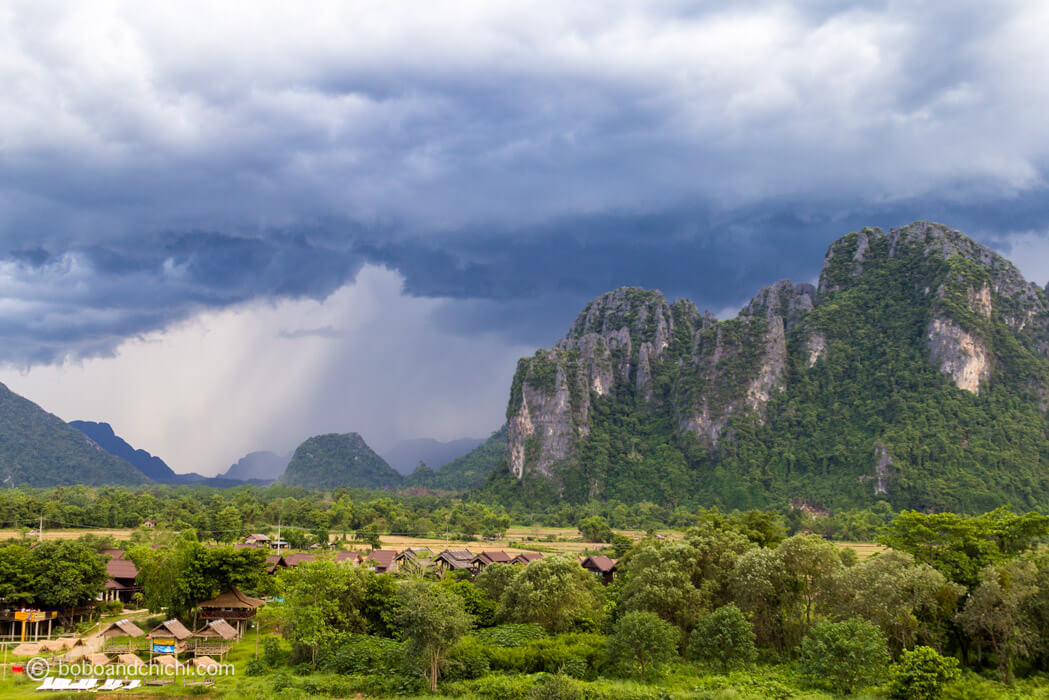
[493,222,1049,512]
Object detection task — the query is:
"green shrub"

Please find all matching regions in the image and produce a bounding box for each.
[482,633,605,678]
[528,672,585,700]
[316,633,405,675]
[798,618,890,695]
[262,635,289,667]
[445,637,491,681]
[889,646,960,700]
[688,605,756,670]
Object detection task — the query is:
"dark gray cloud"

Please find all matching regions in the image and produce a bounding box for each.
[2,1,1049,363]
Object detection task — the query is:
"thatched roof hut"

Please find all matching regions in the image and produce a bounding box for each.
[100,618,146,639]
[147,619,193,641]
[117,653,145,667]
[86,653,111,666]
[191,656,219,670]
[152,654,182,669]
[197,587,264,621]
[194,619,238,641]
[11,642,40,657]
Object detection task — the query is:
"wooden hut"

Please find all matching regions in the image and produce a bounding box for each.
[432,550,474,576]
[146,619,193,658]
[100,618,146,653]
[117,653,145,668]
[193,619,238,659]
[196,588,264,637]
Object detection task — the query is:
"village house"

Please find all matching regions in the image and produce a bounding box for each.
[336,551,364,565]
[394,548,432,574]
[471,550,512,571]
[510,552,544,565]
[365,550,398,573]
[197,588,264,637]
[432,549,474,576]
[580,555,618,585]
[102,556,142,604]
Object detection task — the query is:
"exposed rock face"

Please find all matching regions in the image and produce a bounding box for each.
[507,288,675,477]
[872,442,893,496]
[927,318,991,394]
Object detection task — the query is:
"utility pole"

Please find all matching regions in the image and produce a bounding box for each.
[38,515,42,543]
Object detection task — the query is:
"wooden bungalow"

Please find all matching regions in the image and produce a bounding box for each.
[283,553,317,567]
[265,554,288,574]
[433,549,474,576]
[243,534,271,547]
[580,555,618,585]
[365,550,398,574]
[393,548,432,574]
[100,618,146,653]
[335,551,364,565]
[510,552,544,566]
[196,588,265,637]
[102,558,141,604]
[193,619,238,658]
[146,619,193,658]
[471,551,512,571]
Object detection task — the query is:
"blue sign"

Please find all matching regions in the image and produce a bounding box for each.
[151,644,175,654]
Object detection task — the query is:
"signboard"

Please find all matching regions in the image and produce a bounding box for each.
[152,644,175,654]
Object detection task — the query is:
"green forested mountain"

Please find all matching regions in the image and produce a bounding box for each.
[404,425,508,490]
[280,432,403,490]
[486,222,1049,513]
[0,383,149,486]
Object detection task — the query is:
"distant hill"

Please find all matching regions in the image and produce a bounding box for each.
[69,421,178,482]
[221,451,289,481]
[382,437,484,475]
[404,425,507,490]
[280,433,402,489]
[0,384,148,487]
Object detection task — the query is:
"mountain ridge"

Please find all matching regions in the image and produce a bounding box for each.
[490,221,1049,512]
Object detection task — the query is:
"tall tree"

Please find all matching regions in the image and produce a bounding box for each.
[497,555,604,632]
[396,579,472,691]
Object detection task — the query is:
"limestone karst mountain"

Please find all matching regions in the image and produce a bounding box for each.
[489,222,1049,512]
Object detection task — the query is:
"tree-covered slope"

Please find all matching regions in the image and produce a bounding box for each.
[69,421,178,483]
[404,425,508,490]
[485,222,1049,513]
[0,384,149,486]
[280,433,402,490]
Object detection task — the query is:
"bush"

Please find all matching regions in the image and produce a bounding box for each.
[528,672,585,700]
[605,611,679,681]
[316,633,406,675]
[798,618,890,695]
[889,646,960,700]
[445,637,490,681]
[483,633,605,679]
[262,635,289,667]
[688,604,756,670]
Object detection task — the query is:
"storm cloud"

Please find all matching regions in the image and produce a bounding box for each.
[3,2,1049,469]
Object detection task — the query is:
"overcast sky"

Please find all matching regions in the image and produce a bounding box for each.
[3,1,1049,474]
